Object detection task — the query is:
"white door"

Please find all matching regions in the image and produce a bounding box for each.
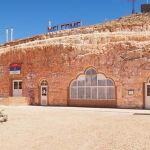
[41,86,48,106]
[13,80,22,97]
[145,83,150,109]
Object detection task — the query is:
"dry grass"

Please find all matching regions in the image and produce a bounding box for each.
[0,106,150,150]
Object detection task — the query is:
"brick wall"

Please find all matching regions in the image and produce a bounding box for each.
[69,100,117,108]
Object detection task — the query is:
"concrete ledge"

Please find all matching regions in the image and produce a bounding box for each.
[0,97,29,106]
[68,99,117,108]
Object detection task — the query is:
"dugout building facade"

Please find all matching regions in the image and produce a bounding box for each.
[0,13,150,109]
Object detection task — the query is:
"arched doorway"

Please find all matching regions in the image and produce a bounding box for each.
[40,80,48,106]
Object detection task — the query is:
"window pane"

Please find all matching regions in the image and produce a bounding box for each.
[97,74,106,80]
[78,87,85,99]
[14,82,18,89]
[98,87,106,99]
[86,68,96,75]
[107,80,114,86]
[70,87,77,99]
[86,87,91,99]
[86,76,91,86]
[78,80,85,86]
[91,75,97,86]
[42,87,47,96]
[107,87,115,99]
[98,80,106,86]
[71,81,77,86]
[92,87,97,99]
[19,82,22,89]
[147,85,150,96]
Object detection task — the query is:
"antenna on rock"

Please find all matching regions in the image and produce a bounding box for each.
[129,0,136,14]
[48,20,52,32]
[48,20,51,27]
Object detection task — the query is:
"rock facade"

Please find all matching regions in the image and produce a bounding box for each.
[0,13,150,108]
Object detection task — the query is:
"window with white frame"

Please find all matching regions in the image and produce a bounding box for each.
[70,68,115,100]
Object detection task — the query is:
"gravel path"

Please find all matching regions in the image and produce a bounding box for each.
[0,106,150,150]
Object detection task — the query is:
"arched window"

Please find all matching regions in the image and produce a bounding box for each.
[41,80,48,86]
[70,68,115,100]
[148,78,150,83]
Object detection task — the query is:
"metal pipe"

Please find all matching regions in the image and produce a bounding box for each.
[11,28,13,42]
[6,29,9,43]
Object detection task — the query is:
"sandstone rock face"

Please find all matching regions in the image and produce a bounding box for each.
[0,13,150,108]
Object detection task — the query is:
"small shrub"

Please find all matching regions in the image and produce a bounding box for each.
[0,109,8,123]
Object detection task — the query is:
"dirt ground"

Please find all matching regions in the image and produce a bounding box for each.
[0,106,150,150]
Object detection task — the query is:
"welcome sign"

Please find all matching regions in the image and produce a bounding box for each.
[48,21,81,32]
[10,64,21,75]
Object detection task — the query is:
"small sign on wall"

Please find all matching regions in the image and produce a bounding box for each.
[9,64,21,75]
[128,89,134,96]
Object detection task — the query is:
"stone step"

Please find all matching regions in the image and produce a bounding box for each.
[0,97,29,106]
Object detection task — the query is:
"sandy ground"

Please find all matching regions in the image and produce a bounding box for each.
[0,106,150,150]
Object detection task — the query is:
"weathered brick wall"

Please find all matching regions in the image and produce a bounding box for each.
[0,13,150,108]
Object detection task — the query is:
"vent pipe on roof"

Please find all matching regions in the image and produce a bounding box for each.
[6,29,9,43]
[11,28,13,42]
[5,28,14,43]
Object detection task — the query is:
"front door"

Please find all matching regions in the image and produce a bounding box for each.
[13,80,22,96]
[145,83,150,109]
[41,86,48,106]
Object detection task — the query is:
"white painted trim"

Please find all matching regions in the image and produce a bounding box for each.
[145,83,150,109]
[12,80,22,97]
[41,85,48,106]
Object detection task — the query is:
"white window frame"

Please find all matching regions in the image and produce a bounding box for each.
[70,68,115,100]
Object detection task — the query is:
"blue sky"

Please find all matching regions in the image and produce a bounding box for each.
[0,0,148,44]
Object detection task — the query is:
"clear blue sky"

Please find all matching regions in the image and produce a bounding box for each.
[0,0,148,44]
